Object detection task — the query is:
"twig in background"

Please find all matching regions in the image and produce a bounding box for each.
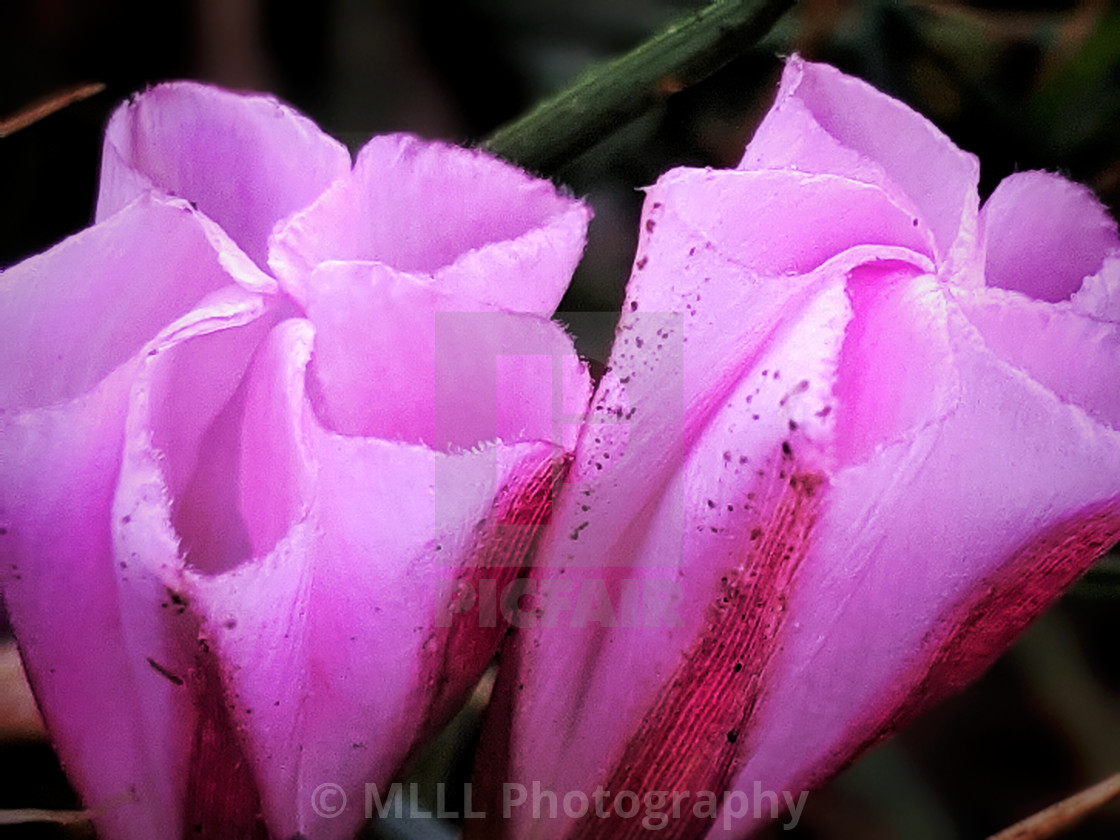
[988,772,1120,840]
[0,82,105,138]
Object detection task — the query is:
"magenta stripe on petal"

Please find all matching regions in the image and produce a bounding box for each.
[563,467,824,840]
[184,653,268,840]
[804,502,1120,790]
[475,56,1120,840]
[421,452,571,737]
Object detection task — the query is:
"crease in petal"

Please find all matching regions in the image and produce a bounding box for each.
[186,318,572,840]
[725,287,1120,837]
[1,216,273,839]
[741,56,979,270]
[650,168,934,280]
[1071,251,1120,322]
[268,133,590,312]
[303,260,589,452]
[106,253,280,579]
[0,195,274,411]
[834,270,960,467]
[96,81,352,269]
[954,285,1120,430]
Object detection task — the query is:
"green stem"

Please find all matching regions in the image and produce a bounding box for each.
[480,0,795,174]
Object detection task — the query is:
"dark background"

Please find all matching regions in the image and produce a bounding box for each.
[1,1,1118,838]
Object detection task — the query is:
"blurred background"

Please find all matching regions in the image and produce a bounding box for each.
[1,0,1118,837]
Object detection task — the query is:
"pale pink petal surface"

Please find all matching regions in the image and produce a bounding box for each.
[7,74,593,840]
[721,274,1120,838]
[188,298,586,839]
[96,81,351,269]
[0,195,274,839]
[269,133,591,313]
[303,261,588,450]
[981,169,1120,302]
[478,57,1120,840]
[741,56,979,276]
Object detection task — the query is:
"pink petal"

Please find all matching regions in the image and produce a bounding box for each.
[575,165,931,541]
[480,270,849,840]
[269,134,590,313]
[0,196,274,840]
[1072,252,1120,321]
[954,285,1120,429]
[96,82,351,269]
[741,56,979,270]
[0,196,272,411]
[980,170,1120,302]
[725,277,1120,835]
[472,162,938,837]
[475,58,1120,840]
[303,260,589,451]
[188,317,576,840]
[833,264,959,466]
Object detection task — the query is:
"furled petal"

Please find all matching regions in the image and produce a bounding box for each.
[0,195,275,840]
[723,277,1120,837]
[302,260,589,451]
[553,164,932,587]
[188,310,584,840]
[980,170,1120,302]
[954,285,1120,427]
[96,82,352,269]
[268,133,591,313]
[475,57,1120,840]
[476,266,849,840]
[741,55,980,271]
[11,78,592,840]
[1072,252,1120,321]
[832,263,960,466]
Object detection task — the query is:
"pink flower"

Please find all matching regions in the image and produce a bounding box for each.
[1,82,590,840]
[475,57,1120,839]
